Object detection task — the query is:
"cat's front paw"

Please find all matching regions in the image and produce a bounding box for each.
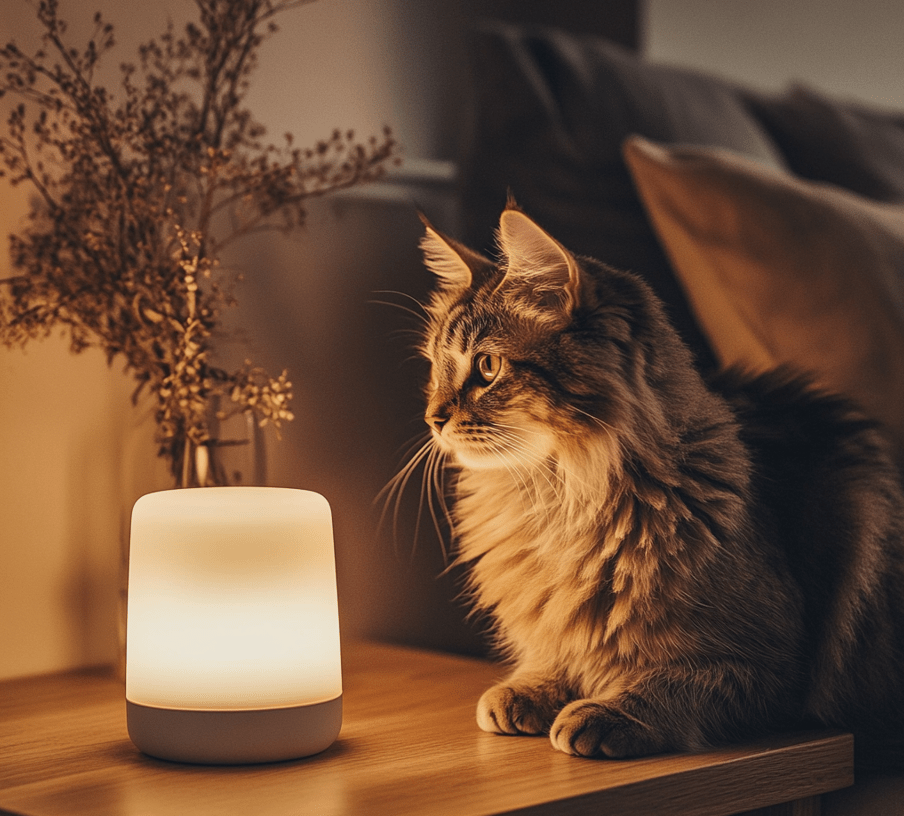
[476,683,555,736]
[550,699,666,758]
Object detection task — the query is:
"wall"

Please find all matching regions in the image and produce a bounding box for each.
[4,0,904,680]
[0,0,470,680]
[646,0,904,109]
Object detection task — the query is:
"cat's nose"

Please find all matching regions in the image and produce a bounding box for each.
[426,413,449,434]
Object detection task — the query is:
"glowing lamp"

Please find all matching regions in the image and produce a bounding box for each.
[125,487,342,764]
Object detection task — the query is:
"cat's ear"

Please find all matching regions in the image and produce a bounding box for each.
[419,216,477,291]
[497,207,581,314]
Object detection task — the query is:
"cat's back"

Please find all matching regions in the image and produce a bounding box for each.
[712,366,904,743]
[711,366,904,552]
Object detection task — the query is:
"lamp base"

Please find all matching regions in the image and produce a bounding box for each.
[126,695,342,764]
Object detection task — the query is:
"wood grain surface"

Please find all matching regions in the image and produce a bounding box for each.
[0,641,853,815]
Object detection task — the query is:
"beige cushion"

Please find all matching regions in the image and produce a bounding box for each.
[622,134,904,463]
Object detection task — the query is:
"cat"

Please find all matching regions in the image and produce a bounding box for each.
[414,203,904,768]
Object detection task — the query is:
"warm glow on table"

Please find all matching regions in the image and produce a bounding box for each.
[0,643,853,815]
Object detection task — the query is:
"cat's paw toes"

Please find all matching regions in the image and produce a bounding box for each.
[550,700,664,758]
[476,684,551,735]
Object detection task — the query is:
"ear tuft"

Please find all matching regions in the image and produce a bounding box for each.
[497,209,580,312]
[420,222,472,290]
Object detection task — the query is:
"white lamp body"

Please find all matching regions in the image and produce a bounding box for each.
[126,487,342,764]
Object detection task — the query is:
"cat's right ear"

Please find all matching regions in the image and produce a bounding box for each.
[419,216,477,292]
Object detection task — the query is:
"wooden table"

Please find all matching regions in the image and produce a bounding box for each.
[0,642,852,816]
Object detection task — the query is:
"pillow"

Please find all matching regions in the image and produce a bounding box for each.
[623,134,904,465]
[744,85,904,202]
[460,21,786,367]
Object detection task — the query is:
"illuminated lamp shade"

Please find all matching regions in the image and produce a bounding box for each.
[126,487,342,764]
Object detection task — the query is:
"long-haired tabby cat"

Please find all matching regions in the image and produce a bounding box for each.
[414,203,904,768]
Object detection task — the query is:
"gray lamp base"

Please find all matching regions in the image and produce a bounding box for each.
[126,695,342,764]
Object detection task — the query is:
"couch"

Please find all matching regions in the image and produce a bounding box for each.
[456,20,904,813]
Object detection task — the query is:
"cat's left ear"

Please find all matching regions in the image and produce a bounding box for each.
[497,207,581,315]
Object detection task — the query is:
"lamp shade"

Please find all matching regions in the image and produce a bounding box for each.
[125,487,342,764]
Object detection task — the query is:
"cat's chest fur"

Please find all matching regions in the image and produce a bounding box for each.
[452,448,649,675]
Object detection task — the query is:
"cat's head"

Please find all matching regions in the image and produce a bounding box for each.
[419,205,696,473]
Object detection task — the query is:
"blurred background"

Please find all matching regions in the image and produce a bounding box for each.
[2,0,903,680]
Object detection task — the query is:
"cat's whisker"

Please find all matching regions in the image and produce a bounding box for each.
[493,418,610,504]
[410,453,432,562]
[376,434,434,507]
[372,288,429,311]
[369,290,430,325]
[377,435,438,557]
[368,299,426,323]
[483,429,563,528]
[489,451,542,523]
[491,426,609,529]
[571,405,616,432]
[490,426,565,497]
[379,428,459,563]
[424,444,453,562]
[386,328,432,345]
[570,406,627,466]
[413,443,447,560]
[462,419,604,526]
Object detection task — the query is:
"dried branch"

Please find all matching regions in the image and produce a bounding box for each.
[0,0,399,484]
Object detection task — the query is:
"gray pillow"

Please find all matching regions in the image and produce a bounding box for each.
[744,85,904,202]
[460,21,784,367]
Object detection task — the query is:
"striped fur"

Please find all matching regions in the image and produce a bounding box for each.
[414,206,904,765]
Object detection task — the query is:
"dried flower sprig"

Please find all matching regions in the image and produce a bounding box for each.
[0,0,398,485]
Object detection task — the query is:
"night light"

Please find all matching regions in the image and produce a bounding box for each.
[125,487,342,764]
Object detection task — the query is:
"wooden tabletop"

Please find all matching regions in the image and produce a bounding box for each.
[0,641,852,816]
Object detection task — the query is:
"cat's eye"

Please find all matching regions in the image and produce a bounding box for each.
[474,353,502,385]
